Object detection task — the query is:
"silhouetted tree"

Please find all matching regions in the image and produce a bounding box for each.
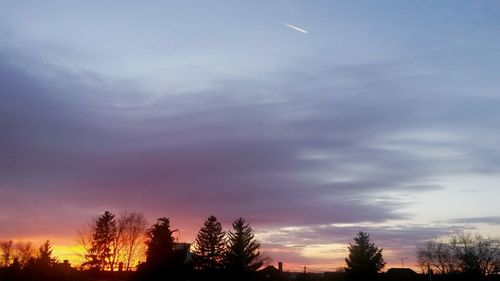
[84,211,117,271]
[131,218,181,281]
[78,211,147,272]
[193,215,226,272]
[119,212,147,271]
[449,232,500,278]
[0,261,21,281]
[224,217,263,279]
[0,239,92,281]
[416,240,458,274]
[13,241,35,267]
[145,217,176,266]
[0,240,13,267]
[35,240,58,268]
[0,241,38,268]
[76,224,94,266]
[23,240,59,278]
[417,232,500,279]
[345,231,385,280]
[110,215,124,272]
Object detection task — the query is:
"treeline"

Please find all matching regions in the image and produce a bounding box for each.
[0,240,89,281]
[0,240,42,268]
[133,215,264,281]
[416,232,500,279]
[77,211,148,272]
[2,210,500,281]
[0,211,264,281]
[78,211,264,280]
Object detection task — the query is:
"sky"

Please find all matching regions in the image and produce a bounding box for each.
[1,0,500,272]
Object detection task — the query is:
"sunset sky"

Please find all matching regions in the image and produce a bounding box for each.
[2,0,500,272]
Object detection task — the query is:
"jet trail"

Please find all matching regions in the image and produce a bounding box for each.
[281,22,308,34]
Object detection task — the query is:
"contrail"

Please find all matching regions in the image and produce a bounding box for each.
[281,22,308,34]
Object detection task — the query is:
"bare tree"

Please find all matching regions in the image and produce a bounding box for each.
[450,232,500,277]
[77,211,147,271]
[119,212,147,271]
[417,232,500,277]
[417,240,458,274]
[76,224,94,269]
[0,240,13,267]
[13,241,36,267]
[110,213,126,271]
[0,241,36,268]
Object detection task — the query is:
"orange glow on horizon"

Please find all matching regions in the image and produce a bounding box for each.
[52,244,85,267]
[3,236,420,272]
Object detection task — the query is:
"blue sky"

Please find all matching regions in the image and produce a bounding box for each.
[1,0,500,271]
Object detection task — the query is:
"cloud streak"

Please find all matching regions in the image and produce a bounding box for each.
[281,22,308,34]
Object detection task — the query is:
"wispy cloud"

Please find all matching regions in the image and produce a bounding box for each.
[3,48,500,242]
[447,217,500,225]
[2,0,500,266]
[281,22,308,34]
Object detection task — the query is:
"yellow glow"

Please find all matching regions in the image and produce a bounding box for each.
[301,243,348,260]
[5,233,423,272]
[52,244,85,267]
[0,237,86,268]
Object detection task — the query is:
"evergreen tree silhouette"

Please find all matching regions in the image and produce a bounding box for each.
[224,217,263,279]
[345,231,385,280]
[131,218,179,281]
[145,217,175,266]
[36,240,58,268]
[193,215,226,272]
[84,211,117,271]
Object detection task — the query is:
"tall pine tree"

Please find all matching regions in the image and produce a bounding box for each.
[224,217,263,277]
[193,216,226,271]
[345,231,385,280]
[84,211,117,271]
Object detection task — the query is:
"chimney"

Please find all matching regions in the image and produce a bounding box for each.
[278,262,283,272]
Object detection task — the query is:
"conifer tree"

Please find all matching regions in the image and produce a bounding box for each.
[224,217,263,275]
[345,231,385,280]
[193,216,226,271]
[84,211,117,271]
[132,218,184,281]
[36,240,57,267]
[145,217,175,266]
